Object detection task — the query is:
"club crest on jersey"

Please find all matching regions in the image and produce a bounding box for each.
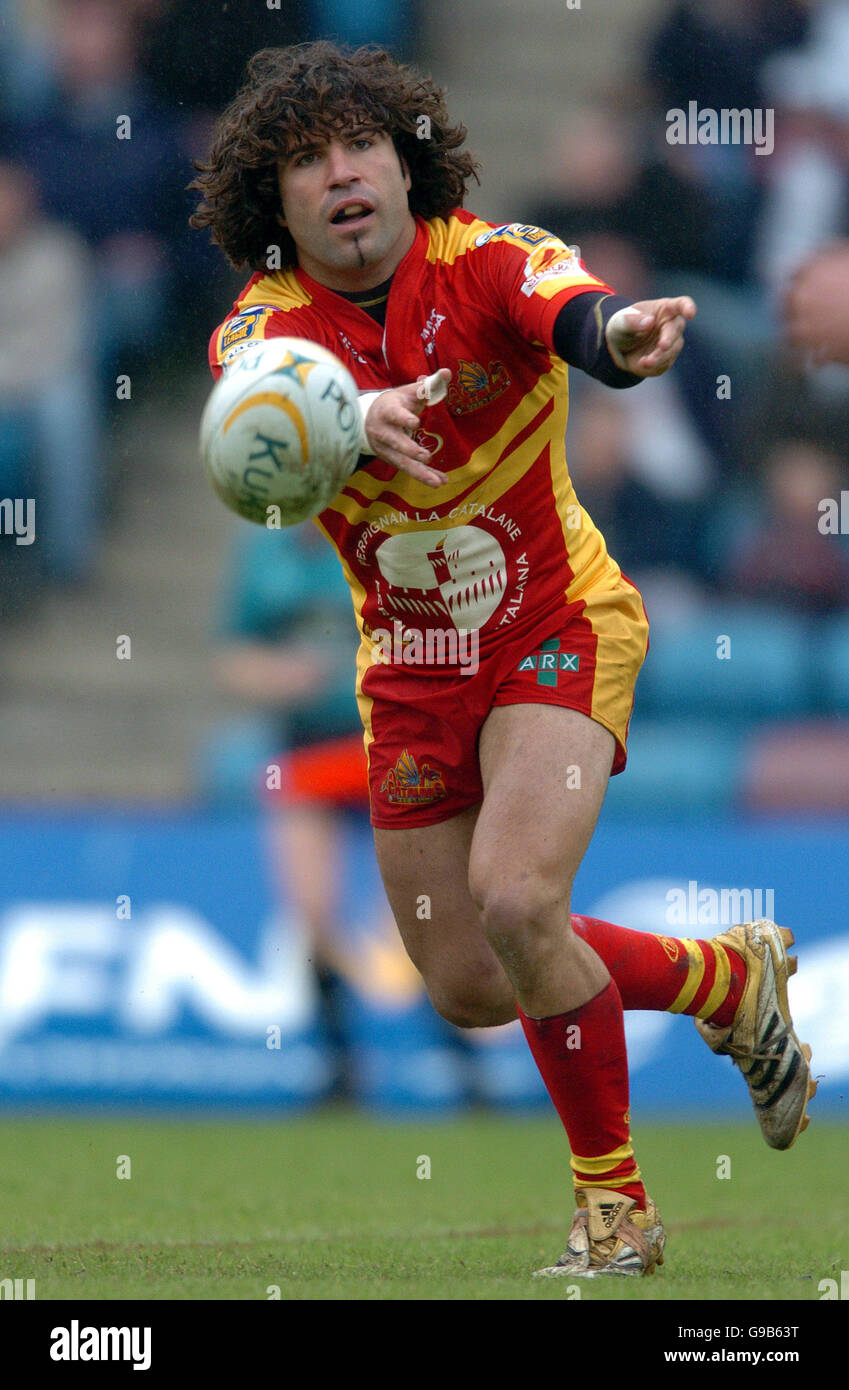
[374,526,508,631]
[473,222,554,249]
[380,750,446,806]
[448,359,510,415]
[220,305,275,351]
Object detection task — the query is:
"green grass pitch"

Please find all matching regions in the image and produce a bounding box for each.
[1,1110,846,1300]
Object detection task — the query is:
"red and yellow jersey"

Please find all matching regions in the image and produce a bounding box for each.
[209,209,626,668]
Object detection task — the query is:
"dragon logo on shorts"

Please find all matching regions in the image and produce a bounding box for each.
[381,750,446,806]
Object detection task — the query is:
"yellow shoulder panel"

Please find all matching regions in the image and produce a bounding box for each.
[238,270,313,314]
[425,212,497,266]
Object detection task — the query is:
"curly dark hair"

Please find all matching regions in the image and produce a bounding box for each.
[189,41,480,272]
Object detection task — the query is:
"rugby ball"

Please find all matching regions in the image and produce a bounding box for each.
[200,337,362,525]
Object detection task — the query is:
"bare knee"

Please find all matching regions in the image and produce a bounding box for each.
[468,863,570,951]
[427,970,516,1029]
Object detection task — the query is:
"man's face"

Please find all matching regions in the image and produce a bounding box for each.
[276,124,416,290]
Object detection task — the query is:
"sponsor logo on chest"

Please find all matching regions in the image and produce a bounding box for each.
[421,308,447,356]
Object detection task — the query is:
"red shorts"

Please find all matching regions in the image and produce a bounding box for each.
[359,575,649,829]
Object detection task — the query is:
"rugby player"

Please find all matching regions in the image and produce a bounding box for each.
[191,42,815,1278]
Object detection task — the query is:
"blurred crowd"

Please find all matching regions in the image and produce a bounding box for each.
[531,0,849,626]
[1,0,848,796]
[0,0,413,591]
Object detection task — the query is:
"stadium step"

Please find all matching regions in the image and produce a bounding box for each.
[421,0,667,215]
[0,372,240,800]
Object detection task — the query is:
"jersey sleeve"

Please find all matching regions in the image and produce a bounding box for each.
[208,304,321,380]
[471,222,615,352]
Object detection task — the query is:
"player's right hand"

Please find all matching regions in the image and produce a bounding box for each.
[364,368,451,487]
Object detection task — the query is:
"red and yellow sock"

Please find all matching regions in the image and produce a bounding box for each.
[571,915,746,1027]
[518,979,646,1209]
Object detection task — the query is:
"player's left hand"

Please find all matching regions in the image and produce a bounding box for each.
[605,296,697,377]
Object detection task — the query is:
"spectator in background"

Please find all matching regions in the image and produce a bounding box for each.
[0,0,57,120]
[642,0,812,408]
[8,0,185,385]
[647,0,810,115]
[137,0,307,347]
[0,159,101,584]
[309,0,418,54]
[727,438,849,614]
[646,0,809,279]
[757,1,849,352]
[529,107,710,281]
[140,0,419,113]
[565,382,710,618]
[213,523,362,763]
[786,240,849,362]
[140,0,307,114]
[209,522,420,1077]
[527,114,737,464]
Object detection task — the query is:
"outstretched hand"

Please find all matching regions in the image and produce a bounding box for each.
[363,367,451,487]
[605,297,697,377]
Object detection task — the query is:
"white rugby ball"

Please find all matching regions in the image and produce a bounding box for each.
[200,337,362,525]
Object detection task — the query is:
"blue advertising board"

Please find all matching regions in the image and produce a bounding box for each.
[0,810,845,1116]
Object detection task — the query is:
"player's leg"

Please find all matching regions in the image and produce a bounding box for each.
[370,735,740,1033]
[469,704,614,1016]
[469,702,663,1277]
[373,804,517,1029]
[568,914,748,1024]
[269,803,344,969]
[565,915,815,1151]
[268,802,359,1092]
[489,576,815,1159]
[374,788,799,1059]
